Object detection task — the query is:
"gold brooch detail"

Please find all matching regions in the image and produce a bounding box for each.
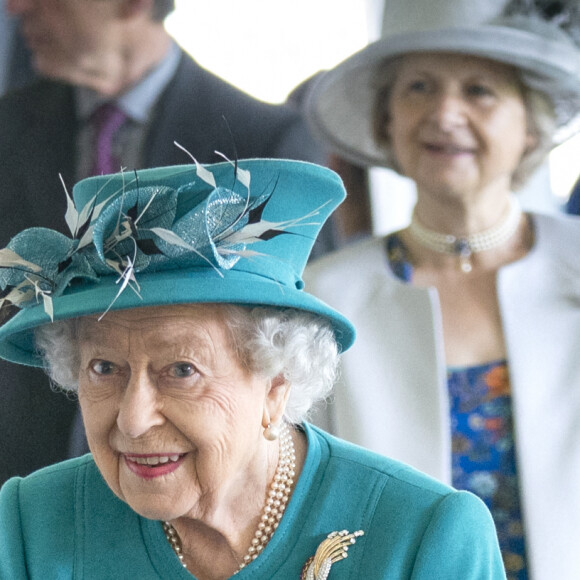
[300,529,364,579]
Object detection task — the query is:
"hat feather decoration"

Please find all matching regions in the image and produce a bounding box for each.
[503,0,580,35]
[0,160,326,325]
[501,0,580,46]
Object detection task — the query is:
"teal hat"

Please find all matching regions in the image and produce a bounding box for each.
[0,159,355,366]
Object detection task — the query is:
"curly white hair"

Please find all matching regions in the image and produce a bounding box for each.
[34,305,340,424]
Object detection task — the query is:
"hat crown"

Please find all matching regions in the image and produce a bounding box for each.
[381,0,580,47]
[382,0,508,36]
[68,161,335,290]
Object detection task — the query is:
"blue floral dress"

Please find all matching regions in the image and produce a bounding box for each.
[386,234,528,580]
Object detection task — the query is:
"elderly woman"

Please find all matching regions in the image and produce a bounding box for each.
[304,1,580,579]
[0,160,504,579]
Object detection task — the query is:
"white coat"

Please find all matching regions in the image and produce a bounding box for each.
[304,212,580,580]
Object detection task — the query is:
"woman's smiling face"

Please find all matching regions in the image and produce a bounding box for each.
[77,304,275,522]
[383,52,534,199]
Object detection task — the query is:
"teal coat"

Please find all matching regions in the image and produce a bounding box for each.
[0,424,505,579]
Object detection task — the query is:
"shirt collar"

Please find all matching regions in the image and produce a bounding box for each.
[75,40,181,123]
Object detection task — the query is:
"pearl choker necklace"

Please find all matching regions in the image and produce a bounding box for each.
[162,423,296,573]
[408,197,522,273]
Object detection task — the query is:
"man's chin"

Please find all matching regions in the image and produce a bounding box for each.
[32,57,110,94]
[31,56,72,82]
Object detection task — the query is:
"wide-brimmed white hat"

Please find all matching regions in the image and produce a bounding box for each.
[306,0,580,168]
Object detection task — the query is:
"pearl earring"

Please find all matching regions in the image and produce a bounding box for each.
[263,422,280,441]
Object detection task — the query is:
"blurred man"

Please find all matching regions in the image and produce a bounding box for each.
[2,0,324,235]
[0,0,327,484]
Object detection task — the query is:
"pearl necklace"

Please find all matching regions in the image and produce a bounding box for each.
[162,520,187,568]
[408,197,522,272]
[161,423,296,573]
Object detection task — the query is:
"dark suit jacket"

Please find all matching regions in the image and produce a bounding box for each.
[0,51,331,484]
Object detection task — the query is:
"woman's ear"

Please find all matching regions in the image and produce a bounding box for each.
[262,373,291,428]
[524,130,539,155]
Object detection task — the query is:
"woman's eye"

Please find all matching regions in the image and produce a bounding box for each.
[467,84,493,97]
[408,80,429,93]
[169,362,196,378]
[90,360,116,375]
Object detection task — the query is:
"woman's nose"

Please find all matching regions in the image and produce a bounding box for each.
[428,91,468,130]
[116,373,164,439]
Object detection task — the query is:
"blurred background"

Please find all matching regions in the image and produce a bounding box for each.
[166,0,372,105]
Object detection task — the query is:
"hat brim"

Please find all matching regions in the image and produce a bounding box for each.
[306,24,580,168]
[0,266,356,367]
